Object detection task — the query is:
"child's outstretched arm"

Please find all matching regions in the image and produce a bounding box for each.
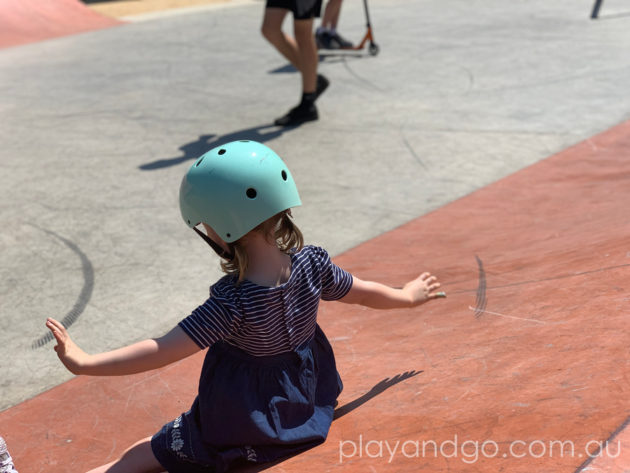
[46,318,201,376]
[340,272,444,309]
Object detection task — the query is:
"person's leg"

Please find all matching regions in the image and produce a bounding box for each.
[315,0,335,48]
[261,8,300,68]
[324,0,342,29]
[86,437,164,473]
[316,0,351,49]
[272,8,328,125]
[328,0,352,48]
[293,18,318,93]
[295,17,329,97]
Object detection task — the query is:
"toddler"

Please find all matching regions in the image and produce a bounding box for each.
[47,140,443,472]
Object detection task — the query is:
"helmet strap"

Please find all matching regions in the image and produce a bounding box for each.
[193,227,235,260]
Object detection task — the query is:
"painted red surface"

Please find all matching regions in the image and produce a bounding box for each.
[574,418,630,472]
[1,120,629,472]
[0,0,121,49]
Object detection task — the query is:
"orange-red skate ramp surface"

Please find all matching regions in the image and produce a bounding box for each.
[0,0,121,49]
[1,120,629,472]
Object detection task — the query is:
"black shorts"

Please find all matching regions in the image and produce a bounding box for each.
[266,0,322,20]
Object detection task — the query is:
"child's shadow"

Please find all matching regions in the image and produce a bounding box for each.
[234,370,423,472]
[138,123,292,171]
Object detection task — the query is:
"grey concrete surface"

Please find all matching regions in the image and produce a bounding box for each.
[1,0,630,411]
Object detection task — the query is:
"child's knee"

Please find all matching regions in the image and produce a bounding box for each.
[293,20,315,42]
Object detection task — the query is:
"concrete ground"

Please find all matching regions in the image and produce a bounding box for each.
[1,0,629,417]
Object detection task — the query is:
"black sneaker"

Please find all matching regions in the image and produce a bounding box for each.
[274,102,318,127]
[315,74,329,100]
[330,31,353,49]
[315,30,337,50]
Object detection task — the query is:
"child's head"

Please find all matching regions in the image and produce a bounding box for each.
[179,141,303,277]
[217,209,303,279]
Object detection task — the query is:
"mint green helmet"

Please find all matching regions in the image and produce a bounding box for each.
[179,140,301,243]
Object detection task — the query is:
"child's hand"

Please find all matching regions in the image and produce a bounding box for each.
[403,272,445,306]
[46,318,89,375]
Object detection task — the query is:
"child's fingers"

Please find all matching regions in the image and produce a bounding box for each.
[46,322,61,343]
[46,327,62,353]
[419,273,439,285]
[426,278,439,288]
[46,318,67,344]
[46,317,65,332]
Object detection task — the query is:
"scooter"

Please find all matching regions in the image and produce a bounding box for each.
[318,0,379,55]
[345,0,379,55]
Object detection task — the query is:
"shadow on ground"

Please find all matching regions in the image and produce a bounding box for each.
[268,52,367,74]
[139,123,296,170]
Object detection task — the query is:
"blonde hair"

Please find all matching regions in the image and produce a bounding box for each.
[220,211,304,282]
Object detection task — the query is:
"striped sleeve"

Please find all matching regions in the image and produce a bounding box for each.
[313,246,354,301]
[178,282,240,349]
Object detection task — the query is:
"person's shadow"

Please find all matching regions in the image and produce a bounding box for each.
[233,370,423,472]
[138,123,294,171]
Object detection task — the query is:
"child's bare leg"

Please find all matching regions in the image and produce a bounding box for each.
[261,8,300,68]
[322,0,342,29]
[86,437,163,473]
[293,18,317,93]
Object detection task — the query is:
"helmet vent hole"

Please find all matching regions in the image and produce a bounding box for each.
[240,140,249,142]
[281,170,288,181]
[246,188,257,199]
[218,149,226,155]
[226,233,231,238]
[195,157,204,167]
[187,219,191,224]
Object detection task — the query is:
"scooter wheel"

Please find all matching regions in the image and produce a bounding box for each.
[368,42,380,56]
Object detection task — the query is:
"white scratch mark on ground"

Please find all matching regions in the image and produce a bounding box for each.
[469,306,546,325]
[454,389,471,403]
[330,336,351,341]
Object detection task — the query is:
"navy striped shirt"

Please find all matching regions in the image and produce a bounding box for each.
[179,245,353,356]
